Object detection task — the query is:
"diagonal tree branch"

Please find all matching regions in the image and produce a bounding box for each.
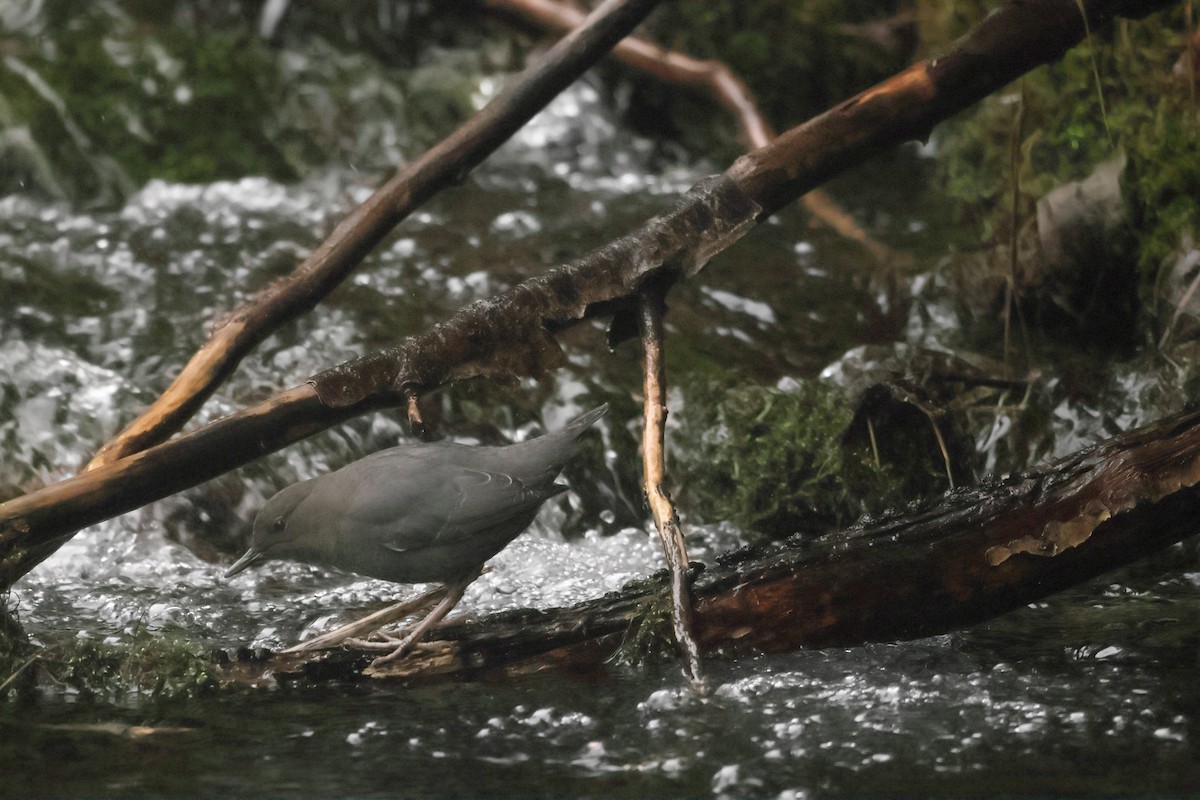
[0,0,1175,589]
[483,0,902,263]
[85,0,667,470]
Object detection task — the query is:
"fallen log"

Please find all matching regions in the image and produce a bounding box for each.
[219,404,1200,684]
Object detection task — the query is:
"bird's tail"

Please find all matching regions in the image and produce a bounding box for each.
[562,403,609,438]
[484,403,607,484]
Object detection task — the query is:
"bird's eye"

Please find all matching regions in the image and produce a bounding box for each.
[273,516,286,532]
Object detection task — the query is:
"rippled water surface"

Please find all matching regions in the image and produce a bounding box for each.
[3,9,1200,798]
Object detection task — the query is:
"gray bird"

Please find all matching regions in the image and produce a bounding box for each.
[226,404,606,666]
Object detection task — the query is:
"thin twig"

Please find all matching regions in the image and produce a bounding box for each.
[638,288,705,691]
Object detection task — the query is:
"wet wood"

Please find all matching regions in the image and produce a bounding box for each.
[638,289,704,690]
[0,0,1177,588]
[224,406,1200,685]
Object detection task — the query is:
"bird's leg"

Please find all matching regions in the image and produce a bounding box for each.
[365,573,476,667]
[345,567,493,650]
[280,585,448,654]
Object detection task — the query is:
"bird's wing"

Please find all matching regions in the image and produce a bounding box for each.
[335,453,560,554]
[426,467,563,543]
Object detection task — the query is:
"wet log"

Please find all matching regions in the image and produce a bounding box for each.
[221,405,1200,684]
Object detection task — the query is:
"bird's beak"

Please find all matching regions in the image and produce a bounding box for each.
[225,547,266,578]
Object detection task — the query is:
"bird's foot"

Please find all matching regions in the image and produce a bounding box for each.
[368,632,425,668]
[349,623,443,665]
[353,574,475,671]
[344,627,420,651]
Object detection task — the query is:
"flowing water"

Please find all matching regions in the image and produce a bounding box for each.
[3,6,1200,797]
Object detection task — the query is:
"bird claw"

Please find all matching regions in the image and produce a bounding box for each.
[352,576,474,670]
[368,640,418,669]
[343,636,398,652]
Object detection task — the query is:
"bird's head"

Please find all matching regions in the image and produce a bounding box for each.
[225,479,317,578]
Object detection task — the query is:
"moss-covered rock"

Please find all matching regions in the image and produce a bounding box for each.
[674,377,959,538]
[45,632,217,702]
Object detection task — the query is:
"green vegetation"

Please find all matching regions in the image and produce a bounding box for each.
[0,598,35,700]
[45,631,216,702]
[674,379,956,537]
[931,9,1199,303]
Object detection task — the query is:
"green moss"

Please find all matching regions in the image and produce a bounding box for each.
[675,379,948,537]
[48,632,217,702]
[932,8,1198,300]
